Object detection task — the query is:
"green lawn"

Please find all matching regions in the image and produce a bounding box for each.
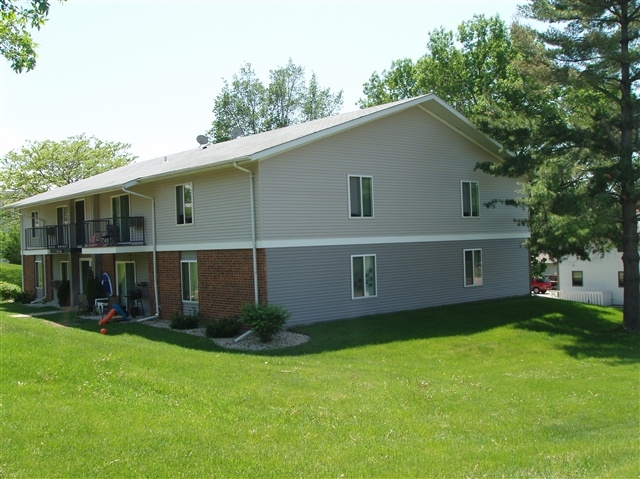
[1,297,638,478]
[0,262,21,286]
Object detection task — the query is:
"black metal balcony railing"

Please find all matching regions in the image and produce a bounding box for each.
[24,217,145,250]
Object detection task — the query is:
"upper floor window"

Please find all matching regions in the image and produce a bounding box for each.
[181,260,198,302]
[176,183,193,225]
[348,175,373,218]
[56,205,69,225]
[464,249,483,286]
[351,254,377,298]
[618,271,624,288]
[461,181,479,217]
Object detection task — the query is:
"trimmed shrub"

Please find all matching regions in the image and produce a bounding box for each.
[205,316,243,338]
[56,280,70,306]
[0,281,21,300]
[14,290,35,304]
[242,303,290,342]
[169,310,201,330]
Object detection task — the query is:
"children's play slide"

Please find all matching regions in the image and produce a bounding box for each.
[98,304,129,325]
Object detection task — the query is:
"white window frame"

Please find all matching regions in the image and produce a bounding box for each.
[176,183,194,225]
[181,260,198,302]
[461,181,480,218]
[56,205,69,225]
[348,175,374,219]
[463,249,483,287]
[572,271,583,287]
[351,254,377,299]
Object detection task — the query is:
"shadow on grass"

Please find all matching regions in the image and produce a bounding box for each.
[4,297,638,363]
[512,300,639,365]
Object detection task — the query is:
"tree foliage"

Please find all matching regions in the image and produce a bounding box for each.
[0,134,135,264]
[359,8,640,331]
[0,134,135,204]
[208,59,343,143]
[0,0,65,72]
[520,0,640,332]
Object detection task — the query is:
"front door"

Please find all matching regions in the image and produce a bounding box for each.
[112,195,130,243]
[116,261,136,308]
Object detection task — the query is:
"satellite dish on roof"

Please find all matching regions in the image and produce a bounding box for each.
[196,134,209,146]
[230,127,243,139]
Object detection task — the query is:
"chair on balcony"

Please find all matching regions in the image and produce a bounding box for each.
[102,224,117,246]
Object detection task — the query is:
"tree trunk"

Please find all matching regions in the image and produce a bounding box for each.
[619,2,639,333]
[621,197,640,332]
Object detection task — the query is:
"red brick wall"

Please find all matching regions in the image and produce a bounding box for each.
[23,256,35,294]
[197,249,267,321]
[100,254,115,297]
[146,252,155,314]
[153,251,182,320]
[45,255,53,301]
[150,249,268,322]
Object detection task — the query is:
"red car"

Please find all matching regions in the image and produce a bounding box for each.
[531,277,553,294]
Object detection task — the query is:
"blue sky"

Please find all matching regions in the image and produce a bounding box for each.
[0,0,522,162]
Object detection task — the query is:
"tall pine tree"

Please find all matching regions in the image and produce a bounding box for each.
[522,0,640,332]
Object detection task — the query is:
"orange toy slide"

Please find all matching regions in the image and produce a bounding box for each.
[98,308,117,326]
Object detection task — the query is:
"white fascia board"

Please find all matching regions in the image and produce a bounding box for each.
[156,241,254,252]
[258,232,530,249]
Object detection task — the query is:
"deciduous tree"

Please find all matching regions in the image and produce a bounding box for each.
[0,0,65,72]
[0,134,135,264]
[208,59,343,143]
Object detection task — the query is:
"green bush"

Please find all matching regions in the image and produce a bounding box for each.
[0,281,21,300]
[205,316,243,338]
[242,303,290,342]
[169,310,201,330]
[56,280,70,306]
[14,290,35,304]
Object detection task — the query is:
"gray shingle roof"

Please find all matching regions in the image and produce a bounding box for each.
[6,94,505,208]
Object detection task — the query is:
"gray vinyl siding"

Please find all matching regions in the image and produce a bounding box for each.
[152,168,253,248]
[256,107,526,241]
[266,238,529,325]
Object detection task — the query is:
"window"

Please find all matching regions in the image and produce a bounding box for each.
[464,249,483,286]
[351,255,376,298]
[618,271,624,288]
[572,271,583,287]
[181,261,198,302]
[461,181,479,217]
[35,260,44,289]
[176,183,193,224]
[348,176,373,218]
[56,205,69,225]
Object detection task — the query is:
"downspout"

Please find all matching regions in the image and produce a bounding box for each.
[122,181,160,322]
[233,162,259,305]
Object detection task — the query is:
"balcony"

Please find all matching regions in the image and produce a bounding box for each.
[24,217,145,250]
